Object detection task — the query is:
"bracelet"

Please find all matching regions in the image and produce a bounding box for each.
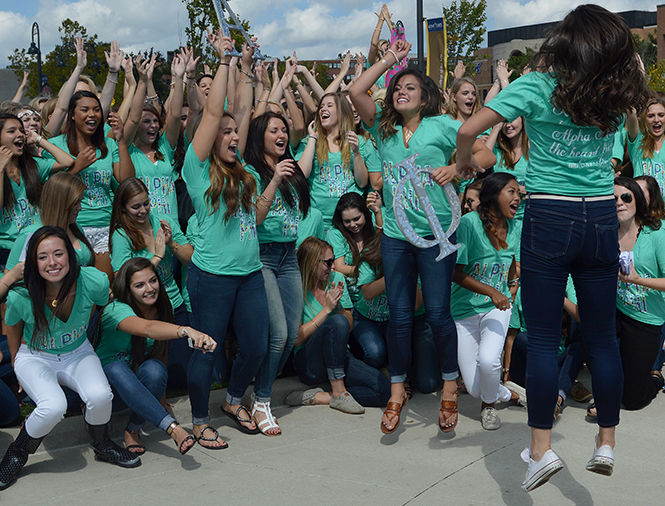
[308,135,318,141]
[380,59,390,66]
[386,48,399,64]
[109,70,119,75]
[259,194,272,203]
[220,62,229,67]
[240,79,253,85]
[375,225,383,230]
[240,68,253,79]
[108,76,118,84]
[36,135,43,145]
[267,100,281,107]
[154,254,163,260]
[258,99,267,103]
[146,94,158,101]
[186,73,195,80]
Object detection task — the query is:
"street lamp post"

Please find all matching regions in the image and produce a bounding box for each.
[416,0,424,72]
[27,22,44,95]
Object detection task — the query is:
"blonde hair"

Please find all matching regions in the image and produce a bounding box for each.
[639,97,665,159]
[297,237,332,297]
[40,172,86,229]
[446,77,481,120]
[314,93,354,169]
[40,99,58,138]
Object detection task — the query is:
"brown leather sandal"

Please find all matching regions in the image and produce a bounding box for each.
[380,397,407,434]
[439,390,459,433]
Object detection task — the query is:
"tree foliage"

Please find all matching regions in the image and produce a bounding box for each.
[182,0,253,70]
[646,60,665,94]
[634,32,657,71]
[507,47,536,82]
[443,0,487,70]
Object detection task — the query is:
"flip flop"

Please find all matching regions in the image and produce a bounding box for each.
[222,405,260,434]
[196,425,228,450]
[124,430,146,455]
[439,389,459,433]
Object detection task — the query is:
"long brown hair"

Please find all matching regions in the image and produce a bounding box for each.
[496,117,530,169]
[64,91,108,158]
[314,93,354,169]
[477,173,517,250]
[137,105,165,162]
[109,257,171,369]
[331,193,375,268]
[109,178,151,253]
[378,69,442,141]
[639,97,665,159]
[0,114,42,211]
[39,173,95,265]
[206,113,256,220]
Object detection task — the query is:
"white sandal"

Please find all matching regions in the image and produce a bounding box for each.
[252,400,281,436]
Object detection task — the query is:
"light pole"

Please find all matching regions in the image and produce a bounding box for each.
[416,0,424,71]
[27,22,45,95]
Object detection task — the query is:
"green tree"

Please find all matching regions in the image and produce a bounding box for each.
[8,19,120,102]
[507,47,536,82]
[182,0,253,70]
[443,0,487,70]
[647,60,665,93]
[634,32,657,71]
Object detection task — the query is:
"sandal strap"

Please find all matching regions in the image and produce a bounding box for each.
[384,401,403,416]
[253,401,279,431]
[440,400,458,413]
[198,425,220,442]
[234,405,253,423]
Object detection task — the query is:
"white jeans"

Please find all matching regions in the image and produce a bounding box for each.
[14,340,113,438]
[455,307,512,404]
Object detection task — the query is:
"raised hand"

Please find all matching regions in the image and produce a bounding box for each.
[105,40,124,73]
[108,111,125,141]
[390,39,411,62]
[339,51,352,76]
[272,159,295,183]
[155,227,166,259]
[74,37,87,70]
[495,59,513,83]
[347,131,360,154]
[171,52,186,79]
[323,281,344,312]
[366,191,382,214]
[0,146,12,172]
[160,219,173,245]
[121,55,135,86]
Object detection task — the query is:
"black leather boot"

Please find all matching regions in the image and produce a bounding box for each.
[0,426,44,490]
[86,422,141,468]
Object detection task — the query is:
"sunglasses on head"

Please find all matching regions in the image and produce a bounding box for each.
[321,258,334,268]
[614,192,633,204]
[17,111,40,120]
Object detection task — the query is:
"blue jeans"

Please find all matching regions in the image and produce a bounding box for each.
[254,242,303,401]
[522,197,622,429]
[352,310,388,369]
[294,313,390,407]
[186,264,269,425]
[382,234,458,383]
[652,325,665,372]
[410,314,442,393]
[104,359,174,432]
[167,303,192,389]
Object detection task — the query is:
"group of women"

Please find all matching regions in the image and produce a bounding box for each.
[0,2,662,495]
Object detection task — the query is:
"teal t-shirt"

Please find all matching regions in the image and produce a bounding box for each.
[616,225,665,326]
[48,134,120,227]
[355,261,389,322]
[5,266,109,353]
[486,72,615,197]
[612,121,627,163]
[6,221,93,270]
[296,206,325,248]
[110,213,186,309]
[0,158,53,250]
[303,141,370,230]
[325,227,360,304]
[365,107,460,240]
[130,133,178,220]
[246,165,300,243]
[182,145,261,275]
[96,300,154,367]
[628,131,665,196]
[451,211,519,320]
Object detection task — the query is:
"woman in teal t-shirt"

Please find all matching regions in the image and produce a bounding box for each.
[614,177,665,410]
[109,178,192,324]
[627,97,665,196]
[285,237,389,412]
[95,257,215,456]
[48,90,135,279]
[182,34,268,446]
[124,51,187,221]
[0,227,139,490]
[456,5,650,490]
[349,41,495,435]
[0,113,74,265]
[486,116,529,222]
[6,172,95,271]
[243,110,311,436]
[297,92,370,229]
[451,173,521,431]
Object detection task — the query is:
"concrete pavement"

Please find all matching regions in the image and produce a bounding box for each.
[1,372,664,505]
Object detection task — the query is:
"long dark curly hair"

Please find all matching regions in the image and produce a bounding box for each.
[477,172,517,250]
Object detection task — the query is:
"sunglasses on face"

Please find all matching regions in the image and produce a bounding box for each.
[614,193,633,204]
[320,258,335,268]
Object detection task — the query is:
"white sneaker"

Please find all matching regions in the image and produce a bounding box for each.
[480,407,501,430]
[585,436,614,476]
[520,447,564,492]
[504,381,527,407]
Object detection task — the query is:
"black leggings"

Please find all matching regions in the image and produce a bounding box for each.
[617,310,662,410]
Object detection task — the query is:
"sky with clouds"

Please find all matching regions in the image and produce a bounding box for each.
[0,1,661,68]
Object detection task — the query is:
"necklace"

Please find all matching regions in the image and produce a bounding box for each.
[403,127,413,147]
[50,298,58,308]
